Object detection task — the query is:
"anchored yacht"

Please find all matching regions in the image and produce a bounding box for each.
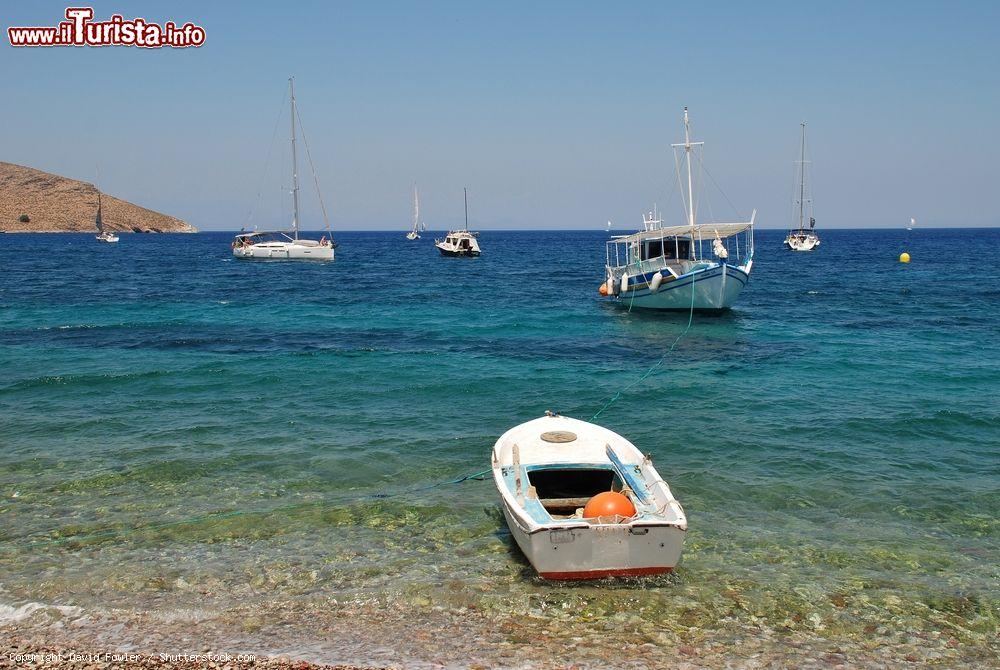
[233,77,335,261]
[784,123,820,251]
[94,191,118,243]
[435,188,481,257]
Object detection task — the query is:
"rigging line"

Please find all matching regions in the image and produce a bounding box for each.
[248,88,288,227]
[590,272,696,422]
[0,468,492,553]
[694,151,743,221]
[294,104,332,236]
[672,145,687,223]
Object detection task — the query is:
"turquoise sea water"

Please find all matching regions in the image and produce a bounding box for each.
[1,229,997,665]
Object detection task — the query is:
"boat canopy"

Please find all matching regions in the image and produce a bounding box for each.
[611,221,752,244]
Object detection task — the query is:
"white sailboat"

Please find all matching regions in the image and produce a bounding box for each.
[907,217,915,231]
[94,191,118,243]
[233,77,335,261]
[492,413,687,580]
[784,123,820,251]
[406,185,421,240]
[435,188,481,257]
[600,107,755,311]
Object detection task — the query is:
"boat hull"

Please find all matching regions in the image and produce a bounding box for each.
[614,262,750,311]
[436,245,480,257]
[501,502,685,580]
[784,234,820,251]
[233,242,334,261]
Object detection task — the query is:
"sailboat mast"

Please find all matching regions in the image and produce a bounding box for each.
[798,122,806,232]
[413,184,420,232]
[289,77,301,240]
[684,108,695,230]
[95,191,103,232]
[464,187,468,231]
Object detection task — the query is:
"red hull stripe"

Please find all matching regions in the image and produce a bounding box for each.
[539,566,673,580]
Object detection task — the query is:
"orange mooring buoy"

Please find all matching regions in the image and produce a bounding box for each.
[583,491,636,519]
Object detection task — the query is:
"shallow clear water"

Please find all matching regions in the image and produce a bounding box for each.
[1,229,997,665]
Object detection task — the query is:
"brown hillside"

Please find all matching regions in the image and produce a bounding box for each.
[0,161,196,233]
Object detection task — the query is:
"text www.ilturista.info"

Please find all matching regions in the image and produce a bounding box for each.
[8,7,205,48]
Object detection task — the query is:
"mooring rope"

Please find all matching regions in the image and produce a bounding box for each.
[590,270,697,421]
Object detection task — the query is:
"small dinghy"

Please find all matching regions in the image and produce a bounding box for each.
[492,413,687,580]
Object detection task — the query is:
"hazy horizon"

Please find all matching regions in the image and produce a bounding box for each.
[3,1,998,231]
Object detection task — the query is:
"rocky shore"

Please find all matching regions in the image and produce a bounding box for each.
[0,162,196,233]
[1,637,380,670]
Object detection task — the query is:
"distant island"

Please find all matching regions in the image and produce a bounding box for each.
[0,161,196,233]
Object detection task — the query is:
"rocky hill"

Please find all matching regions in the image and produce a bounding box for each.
[0,161,196,233]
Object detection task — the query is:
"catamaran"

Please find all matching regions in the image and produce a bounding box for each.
[435,188,481,257]
[94,191,118,243]
[233,78,336,261]
[406,185,421,240]
[784,123,820,251]
[600,108,755,311]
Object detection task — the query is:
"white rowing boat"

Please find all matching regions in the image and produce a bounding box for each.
[492,413,687,580]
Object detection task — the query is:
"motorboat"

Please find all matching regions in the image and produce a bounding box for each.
[783,123,820,251]
[601,108,755,311]
[435,188,481,257]
[492,413,687,580]
[233,77,335,261]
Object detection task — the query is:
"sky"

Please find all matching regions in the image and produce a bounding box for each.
[3,1,998,230]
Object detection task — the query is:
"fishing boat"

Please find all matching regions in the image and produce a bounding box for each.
[435,188,480,257]
[784,123,820,251]
[94,191,118,243]
[406,185,421,240]
[600,108,755,311]
[233,77,335,261]
[492,412,687,580]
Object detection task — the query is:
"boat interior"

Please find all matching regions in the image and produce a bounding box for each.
[510,464,645,523]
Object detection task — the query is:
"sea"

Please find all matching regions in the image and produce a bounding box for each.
[0,228,997,667]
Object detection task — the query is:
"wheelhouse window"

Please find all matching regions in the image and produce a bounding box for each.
[641,238,690,260]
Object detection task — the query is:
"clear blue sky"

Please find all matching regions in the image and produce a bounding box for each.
[3,1,998,230]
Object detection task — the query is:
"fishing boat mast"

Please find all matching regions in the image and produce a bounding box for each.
[463,187,468,231]
[289,77,300,240]
[672,107,704,236]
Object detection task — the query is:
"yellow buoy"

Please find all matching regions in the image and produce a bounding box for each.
[899,252,911,263]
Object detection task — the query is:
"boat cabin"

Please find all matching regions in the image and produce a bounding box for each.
[606,221,753,280]
[445,235,475,251]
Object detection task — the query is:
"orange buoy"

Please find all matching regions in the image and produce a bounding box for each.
[583,491,636,519]
[598,283,609,296]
